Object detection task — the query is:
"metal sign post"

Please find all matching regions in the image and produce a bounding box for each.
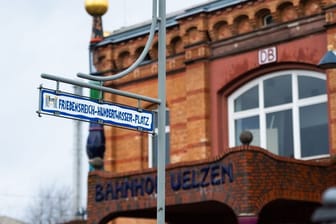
[38,0,166,223]
[157,0,166,223]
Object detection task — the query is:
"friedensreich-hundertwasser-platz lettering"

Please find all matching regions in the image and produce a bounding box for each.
[95,163,233,202]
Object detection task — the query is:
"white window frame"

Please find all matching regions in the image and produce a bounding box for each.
[228,70,329,160]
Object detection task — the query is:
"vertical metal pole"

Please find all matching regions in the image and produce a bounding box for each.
[157,0,166,223]
[73,85,83,219]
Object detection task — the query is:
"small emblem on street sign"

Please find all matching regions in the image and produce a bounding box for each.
[38,88,154,132]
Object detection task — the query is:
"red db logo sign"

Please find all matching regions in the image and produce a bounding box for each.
[258,47,277,65]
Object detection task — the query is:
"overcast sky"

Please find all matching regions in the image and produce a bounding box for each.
[0,0,207,221]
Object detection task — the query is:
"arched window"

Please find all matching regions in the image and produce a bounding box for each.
[228,70,329,159]
[256,9,273,27]
[170,36,184,55]
[117,51,131,69]
[213,21,231,40]
[263,14,273,26]
[187,27,199,44]
[234,15,252,34]
[278,2,298,22]
[302,0,321,16]
[135,46,151,64]
[150,42,158,60]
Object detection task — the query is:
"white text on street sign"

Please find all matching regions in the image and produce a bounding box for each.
[38,88,154,132]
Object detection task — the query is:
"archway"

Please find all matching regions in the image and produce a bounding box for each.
[258,199,320,224]
[99,201,237,224]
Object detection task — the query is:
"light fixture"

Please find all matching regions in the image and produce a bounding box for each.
[311,187,336,223]
[318,45,336,69]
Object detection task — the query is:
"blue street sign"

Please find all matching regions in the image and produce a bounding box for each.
[38,88,154,132]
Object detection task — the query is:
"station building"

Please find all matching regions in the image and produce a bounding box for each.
[85,0,336,223]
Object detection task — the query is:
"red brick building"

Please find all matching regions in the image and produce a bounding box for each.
[86,0,336,223]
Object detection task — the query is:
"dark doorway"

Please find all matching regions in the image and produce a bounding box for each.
[99,201,237,224]
[258,199,320,224]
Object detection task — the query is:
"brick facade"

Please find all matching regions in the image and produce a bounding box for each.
[88,147,336,224]
[86,0,336,223]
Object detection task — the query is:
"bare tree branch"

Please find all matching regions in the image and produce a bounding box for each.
[26,185,72,224]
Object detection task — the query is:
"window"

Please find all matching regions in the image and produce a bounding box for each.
[148,109,170,168]
[256,9,273,27]
[263,14,273,26]
[170,37,184,55]
[228,70,329,159]
[135,46,151,64]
